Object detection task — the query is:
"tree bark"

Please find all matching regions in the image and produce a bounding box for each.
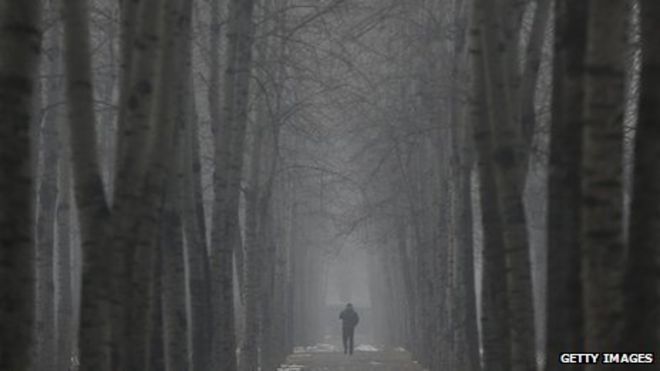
[161,181,189,371]
[123,0,189,368]
[35,5,61,368]
[240,112,265,371]
[546,1,587,369]
[61,0,112,368]
[184,77,213,371]
[160,4,194,368]
[210,0,258,368]
[0,1,41,370]
[469,3,511,369]
[581,0,626,357]
[477,0,537,368]
[148,245,165,371]
[56,120,74,371]
[622,0,660,354]
[110,0,163,364]
[179,3,212,371]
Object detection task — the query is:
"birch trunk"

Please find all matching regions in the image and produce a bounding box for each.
[61,0,113,368]
[160,3,193,369]
[546,1,587,368]
[181,3,212,371]
[56,121,74,371]
[110,0,162,364]
[184,77,213,371]
[35,6,61,367]
[240,115,265,371]
[622,0,660,353]
[449,7,480,364]
[148,246,165,371]
[211,0,258,368]
[161,180,189,371]
[124,0,188,367]
[396,221,416,350]
[518,0,551,173]
[0,1,41,369]
[469,3,511,369]
[581,0,626,356]
[478,0,537,368]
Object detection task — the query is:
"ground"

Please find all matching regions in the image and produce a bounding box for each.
[278,344,427,371]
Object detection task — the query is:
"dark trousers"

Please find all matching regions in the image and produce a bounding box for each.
[342,326,355,354]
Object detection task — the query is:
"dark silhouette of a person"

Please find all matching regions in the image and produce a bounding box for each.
[339,303,359,355]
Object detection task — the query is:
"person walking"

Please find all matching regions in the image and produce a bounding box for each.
[339,303,359,355]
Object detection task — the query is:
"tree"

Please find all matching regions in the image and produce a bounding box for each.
[63,0,190,368]
[159,1,194,370]
[34,2,62,368]
[546,1,587,368]
[580,0,627,355]
[210,0,258,368]
[0,1,41,370]
[623,0,660,353]
[472,0,537,369]
[62,0,112,367]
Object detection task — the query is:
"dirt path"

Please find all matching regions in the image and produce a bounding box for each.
[278,348,427,371]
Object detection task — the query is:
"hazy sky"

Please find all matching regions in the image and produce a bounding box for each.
[325,245,372,308]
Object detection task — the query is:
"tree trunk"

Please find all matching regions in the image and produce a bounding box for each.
[210,0,258,368]
[124,0,189,367]
[518,0,552,176]
[546,1,587,369]
[160,0,193,368]
[179,3,212,371]
[184,77,213,371]
[61,0,112,368]
[148,245,165,371]
[622,0,660,353]
[477,0,537,368]
[161,179,189,371]
[35,5,61,367]
[240,112,265,371]
[0,1,41,370]
[110,0,163,364]
[56,121,75,371]
[469,3,511,368]
[581,0,626,356]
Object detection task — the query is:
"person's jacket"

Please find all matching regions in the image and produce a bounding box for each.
[339,308,359,328]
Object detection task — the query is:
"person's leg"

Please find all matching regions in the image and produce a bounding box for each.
[348,327,354,355]
[342,327,348,354]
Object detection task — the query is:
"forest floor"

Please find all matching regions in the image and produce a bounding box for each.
[278,344,427,371]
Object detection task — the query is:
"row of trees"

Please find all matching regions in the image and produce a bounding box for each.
[1,0,659,371]
[349,0,657,371]
[1,0,345,370]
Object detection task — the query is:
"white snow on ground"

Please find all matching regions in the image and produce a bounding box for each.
[355,344,379,352]
[277,365,304,371]
[293,343,338,353]
[293,343,379,353]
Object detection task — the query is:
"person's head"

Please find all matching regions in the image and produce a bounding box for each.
[346,303,353,309]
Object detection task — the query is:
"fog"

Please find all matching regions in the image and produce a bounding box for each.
[0,1,657,371]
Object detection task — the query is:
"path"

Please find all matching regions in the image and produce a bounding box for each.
[278,344,427,371]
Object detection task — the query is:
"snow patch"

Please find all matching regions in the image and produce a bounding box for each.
[277,365,304,371]
[293,343,338,353]
[355,344,379,352]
